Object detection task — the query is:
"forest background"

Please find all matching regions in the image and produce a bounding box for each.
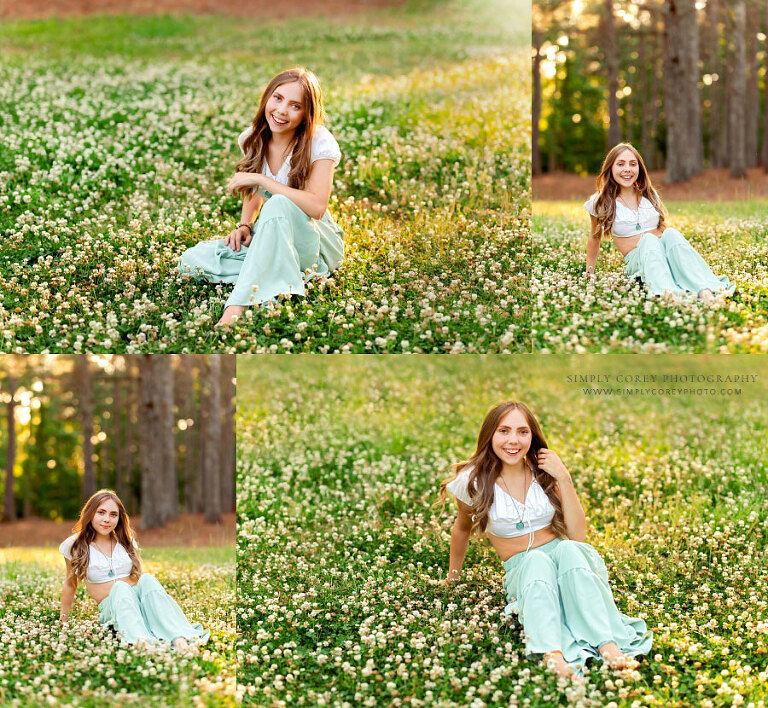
[534,0,768,180]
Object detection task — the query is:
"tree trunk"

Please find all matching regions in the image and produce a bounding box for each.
[202,356,222,524]
[764,0,768,170]
[114,375,126,498]
[745,0,760,165]
[532,25,543,175]
[220,355,236,513]
[728,0,747,177]
[138,355,164,528]
[158,356,178,523]
[604,0,621,147]
[664,0,702,181]
[3,373,17,522]
[75,356,96,500]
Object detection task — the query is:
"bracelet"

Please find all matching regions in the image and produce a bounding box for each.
[237,223,253,235]
[448,569,460,576]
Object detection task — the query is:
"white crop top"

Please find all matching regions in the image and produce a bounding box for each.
[584,194,660,238]
[59,534,137,584]
[445,468,555,538]
[237,124,341,200]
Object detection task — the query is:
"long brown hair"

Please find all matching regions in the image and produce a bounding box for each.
[439,402,566,538]
[68,490,141,583]
[592,142,666,237]
[236,67,326,191]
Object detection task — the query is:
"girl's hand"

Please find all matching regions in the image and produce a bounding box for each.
[227,172,262,197]
[536,449,570,482]
[223,225,252,252]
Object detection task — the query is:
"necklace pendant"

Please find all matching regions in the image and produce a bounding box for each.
[108,570,115,577]
[636,223,641,230]
[516,521,525,530]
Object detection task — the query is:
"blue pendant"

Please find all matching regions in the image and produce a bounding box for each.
[108,570,115,578]
[636,223,641,230]
[265,190,272,199]
[516,521,525,530]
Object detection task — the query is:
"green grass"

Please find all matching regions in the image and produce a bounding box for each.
[0,0,530,353]
[0,545,236,706]
[236,355,768,707]
[532,200,768,353]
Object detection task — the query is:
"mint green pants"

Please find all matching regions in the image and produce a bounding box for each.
[97,574,210,646]
[502,538,652,672]
[623,228,734,296]
[178,194,344,307]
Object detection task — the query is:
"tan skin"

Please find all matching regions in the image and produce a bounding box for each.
[59,499,189,652]
[445,409,636,680]
[585,149,713,301]
[216,80,336,327]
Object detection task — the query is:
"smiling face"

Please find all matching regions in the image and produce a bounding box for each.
[491,408,533,469]
[91,498,120,537]
[611,148,640,189]
[264,81,306,137]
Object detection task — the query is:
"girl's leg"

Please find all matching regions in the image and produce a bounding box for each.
[660,228,734,295]
[225,194,340,308]
[134,573,210,645]
[514,550,564,656]
[623,233,680,295]
[551,540,651,662]
[98,580,155,646]
[178,239,247,283]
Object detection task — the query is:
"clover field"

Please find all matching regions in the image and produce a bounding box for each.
[0,0,529,354]
[236,355,768,707]
[533,201,768,353]
[0,545,236,706]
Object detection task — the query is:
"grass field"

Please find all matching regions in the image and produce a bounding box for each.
[0,545,235,706]
[0,0,529,354]
[533,202,768,353]
[236,355,768,707]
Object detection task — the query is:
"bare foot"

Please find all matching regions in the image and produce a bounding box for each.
[599,642,638,670]
[135,638,154,652]
[544,651,583,683]
[215,305,246,327]
[173,637,199,656]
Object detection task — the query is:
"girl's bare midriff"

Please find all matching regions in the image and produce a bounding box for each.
[611,227,664,257]
[488,526,558,562]
[87,576,139,604]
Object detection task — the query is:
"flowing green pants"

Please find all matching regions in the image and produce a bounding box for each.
[97,574,210,646]
[502,538,652,671]
[178,194,344,307]
[623,228,734,296]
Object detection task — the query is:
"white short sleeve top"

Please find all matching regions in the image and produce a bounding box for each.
[236,125,341,200]
[59,534,137,583]
[584,193,660,237]
[445,468,555,538]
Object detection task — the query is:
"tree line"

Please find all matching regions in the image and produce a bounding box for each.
[533,0,768,179]
[0,355,235,527]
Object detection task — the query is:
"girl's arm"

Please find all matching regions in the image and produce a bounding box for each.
[228,159,335,221]
[60,559,78,621]
[586,215,601,274]
[224,191,264,252]
[445,499,474,582]
[537,450,587,542]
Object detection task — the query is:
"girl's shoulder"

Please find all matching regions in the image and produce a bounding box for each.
[445,466,476,506]
[59,534,78,560]
[310,125,341,165]
[237,125,255,156]
[583,192,599,215]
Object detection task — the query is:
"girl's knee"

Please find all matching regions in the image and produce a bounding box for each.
[138,573,162,591]
[259,194,294,218]
[662,228,685,244]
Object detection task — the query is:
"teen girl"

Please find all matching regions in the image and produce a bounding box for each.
[440,402,652,680]
[59,489,209,651]
[179,66,344,327]
[584,143,733,299]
